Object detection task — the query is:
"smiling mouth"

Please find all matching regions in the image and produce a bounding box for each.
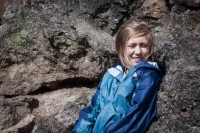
[132,57,143,62]
[133,57,143,59]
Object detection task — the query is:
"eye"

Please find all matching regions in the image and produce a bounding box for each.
[127,43,136,48]
[141,43,149,48]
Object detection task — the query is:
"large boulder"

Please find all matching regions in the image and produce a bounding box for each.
[33,87,95,133]
[0,2,117,96]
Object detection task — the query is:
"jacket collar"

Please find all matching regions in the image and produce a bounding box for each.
[107,60,161,82]
[107,60,124,82]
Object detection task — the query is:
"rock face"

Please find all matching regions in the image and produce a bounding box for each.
[33,87,95,133]
[0,2,116,96]
[0,0,200,132]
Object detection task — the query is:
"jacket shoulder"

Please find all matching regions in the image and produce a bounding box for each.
[135,61,163,76]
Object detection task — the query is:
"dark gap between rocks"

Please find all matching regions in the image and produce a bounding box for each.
[180,3,200,11]
[3,95,19,98]
[29,77,99,95]
[26,98,40,112]
[30,87,53,95]
[165,0,172,11]
[180,108,187,112]
[58,77,99,88]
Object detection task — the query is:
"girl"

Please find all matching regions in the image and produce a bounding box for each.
[72,20,163,133]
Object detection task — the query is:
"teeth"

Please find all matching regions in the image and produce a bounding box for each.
[133,57,142,62]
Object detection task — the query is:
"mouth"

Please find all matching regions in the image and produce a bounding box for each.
[132,57,143,62]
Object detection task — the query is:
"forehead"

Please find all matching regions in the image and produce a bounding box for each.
[126,36,149,44]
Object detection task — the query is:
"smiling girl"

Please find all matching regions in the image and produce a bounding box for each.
[72,20,163,133]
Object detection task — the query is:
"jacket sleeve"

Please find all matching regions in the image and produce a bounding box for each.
[72,74,107,133]
[104,69,162,133]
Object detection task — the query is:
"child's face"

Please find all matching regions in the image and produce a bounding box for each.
[125,36,150,67]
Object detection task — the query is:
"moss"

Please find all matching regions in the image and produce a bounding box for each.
[21,39,27,44]
[9,32,30,54]
[61,45,67,50]
[66,39,72,44]
[20,29,29,38]
[52,35,79,56]
[7,11,38,56]
[53,36,67,47]
[66,40,77,51]
[48,33,80,61]
[14,45,29,54]
[60,36,66,44]
[71,40,78,47]
[14,35,22,44]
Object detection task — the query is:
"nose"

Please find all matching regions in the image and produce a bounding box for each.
[135,45,141,55]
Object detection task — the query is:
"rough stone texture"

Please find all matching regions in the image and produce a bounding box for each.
[0,96,38,131]
[0,2,117,96]
[147,37,200,133]
[0,0,200,132]
[33,87,94,133]
[141,0,169,19]
[169,0,200,7]
[1,114,35,133]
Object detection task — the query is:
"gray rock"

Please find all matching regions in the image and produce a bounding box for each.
[32,87,95,133]
[0,96,38,131]
[1,114,35,133]
[0,4,117,96]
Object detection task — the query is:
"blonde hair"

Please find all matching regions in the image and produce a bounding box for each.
[115,20,154,69]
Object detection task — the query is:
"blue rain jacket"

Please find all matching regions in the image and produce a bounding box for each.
[72,61,163,133]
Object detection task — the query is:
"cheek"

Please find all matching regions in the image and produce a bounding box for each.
[123,48,129,58]
[144,47,150,54]
[125,48,131,55]
[141,49,150,58]
[127,49,134,56]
